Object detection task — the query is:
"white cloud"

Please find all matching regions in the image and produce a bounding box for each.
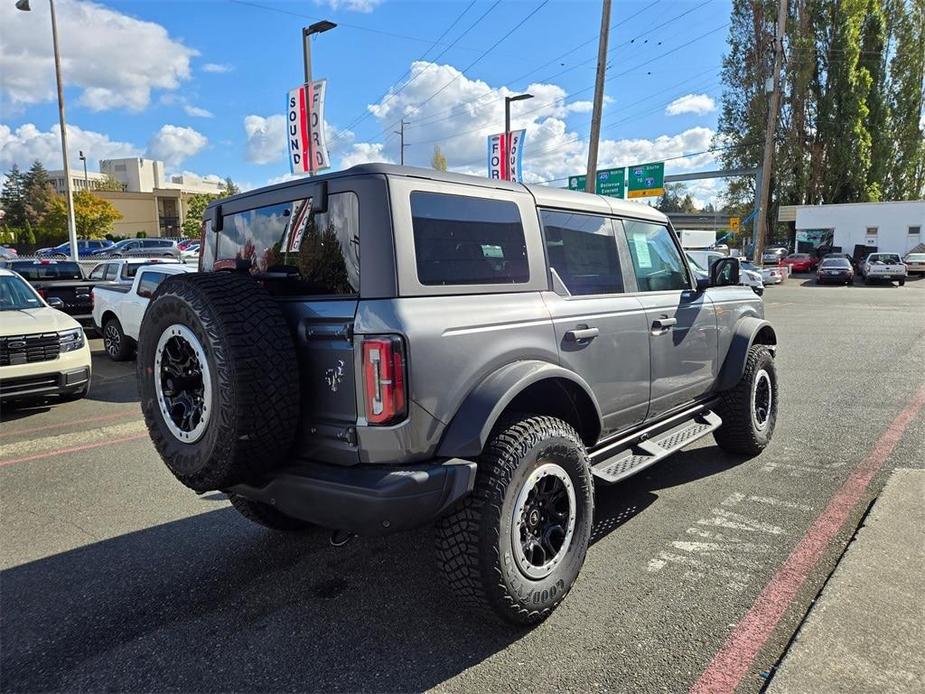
[0,122,139,171]
[0,0,196,111]
[340,143,393,168]
[145,125,208,167]
[243,114,286,165]
[202,62,233,74]
[183,105,214,118]
[665,93,716,116]
[315,0,383,13]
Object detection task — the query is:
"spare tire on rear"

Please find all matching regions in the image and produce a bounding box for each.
[137,272,299,492]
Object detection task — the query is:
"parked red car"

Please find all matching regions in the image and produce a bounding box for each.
[781,253,817,273]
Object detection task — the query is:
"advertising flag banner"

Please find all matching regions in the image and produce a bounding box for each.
[287,80,330,175]
[487,129,527,182]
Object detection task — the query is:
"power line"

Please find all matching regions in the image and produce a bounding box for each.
[340,1,490,135]
[412,0,553,112]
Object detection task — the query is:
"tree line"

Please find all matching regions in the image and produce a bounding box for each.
[717,0,925,236]
[1,161,241,247]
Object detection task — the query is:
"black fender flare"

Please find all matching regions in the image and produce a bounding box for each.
[436,361,603,458]
[716,317,777,391]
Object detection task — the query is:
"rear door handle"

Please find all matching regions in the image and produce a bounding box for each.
[564,326,600,342]
[652,317,677,332]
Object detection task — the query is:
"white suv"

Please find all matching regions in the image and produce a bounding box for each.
[0,269,92,402]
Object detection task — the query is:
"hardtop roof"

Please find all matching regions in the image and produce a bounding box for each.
[207,163,669,223]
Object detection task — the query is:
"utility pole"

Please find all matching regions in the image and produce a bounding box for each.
[394,119,409,165]
[302,20,336,176]
[585,0,612,194]
[754,0,788,261]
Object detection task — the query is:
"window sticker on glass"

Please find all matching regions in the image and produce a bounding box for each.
[632,232,652,268]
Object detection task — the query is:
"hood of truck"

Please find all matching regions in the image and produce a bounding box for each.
[0,307,82,335]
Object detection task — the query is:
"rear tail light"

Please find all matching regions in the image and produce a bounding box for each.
[37,288,47,298]
[362,335,407,426]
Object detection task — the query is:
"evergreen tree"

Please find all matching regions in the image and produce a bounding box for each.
[885,0,925,198]
[861,0,892,200]
[22,161,57,231]
[0,164,27,229]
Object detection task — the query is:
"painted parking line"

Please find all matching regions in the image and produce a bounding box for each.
[0,407,140,439]
[0,433,150,468]
[0,420,149,468]
[690,383,925,694]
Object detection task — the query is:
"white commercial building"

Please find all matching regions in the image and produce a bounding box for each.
[783,201,924,256]
[47,169,110,194]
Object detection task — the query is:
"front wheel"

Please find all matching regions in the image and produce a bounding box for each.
[899,279,905,286]
[435,415,594,626]
[713,345,778,456]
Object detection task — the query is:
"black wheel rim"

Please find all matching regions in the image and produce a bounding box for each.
[752,369,772,431]
[511,462,577,580]
[154,324,212,443]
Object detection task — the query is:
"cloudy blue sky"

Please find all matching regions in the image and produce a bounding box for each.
[0,0,732,202]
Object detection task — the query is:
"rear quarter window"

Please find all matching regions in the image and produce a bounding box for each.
[410,191,528,286]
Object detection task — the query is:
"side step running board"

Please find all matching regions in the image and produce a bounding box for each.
[590,409,722,484]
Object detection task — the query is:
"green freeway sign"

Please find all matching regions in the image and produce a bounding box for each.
[567,167,625,198]
[627,161,665,198]
[595,167,625,198]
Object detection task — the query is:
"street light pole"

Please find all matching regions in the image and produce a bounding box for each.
[79,150,88,188]
[504,93,533,181]
[302,20,336,177]
[394,119,409,165]
[16,0,79,261]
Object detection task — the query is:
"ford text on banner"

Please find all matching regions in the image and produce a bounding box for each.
[287,80,330,175]
[487,130,526,182]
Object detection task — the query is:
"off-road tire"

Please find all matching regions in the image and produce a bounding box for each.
[899,279,905,286]
[714,345,778,455]
[137,272,299,492]
[435,415,594,626]
[228,494,314,531]
[103,316,134,361]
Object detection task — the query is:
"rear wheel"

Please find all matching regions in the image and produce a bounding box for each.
[899,279,905,286]
[714,345,778,456]
[435,415,594,626]
[103,317,134,361]
[137,272,299,492]
[228,494,314,531]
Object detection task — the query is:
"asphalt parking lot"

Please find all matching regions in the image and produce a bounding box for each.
[2,275,923,693]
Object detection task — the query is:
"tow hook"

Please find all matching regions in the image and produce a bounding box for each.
[330,530,355,547]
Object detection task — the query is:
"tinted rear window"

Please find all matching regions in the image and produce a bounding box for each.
[411,191,528,286]
[11,262,83,280]
[217,192,360,295]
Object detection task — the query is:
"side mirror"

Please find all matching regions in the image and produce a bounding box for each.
[711,257,740,287]
[47,296,65,309]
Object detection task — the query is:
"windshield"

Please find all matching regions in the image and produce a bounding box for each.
[905,254,925,262]
[789,254,810,259]
[870,254,901,264]
[741,261,758,271]
[820,259,851,268]
[9,261,83,280]
[0,274,43,311]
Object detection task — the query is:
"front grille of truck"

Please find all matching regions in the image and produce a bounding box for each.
[0,333,61,366]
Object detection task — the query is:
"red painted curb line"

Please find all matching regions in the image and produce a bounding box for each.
[0,409,139,438]
[691,383,925,694]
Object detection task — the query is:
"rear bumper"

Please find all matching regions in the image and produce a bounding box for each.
[226,458,478,536]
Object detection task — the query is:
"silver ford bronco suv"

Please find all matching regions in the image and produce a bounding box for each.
[138,164,778,625]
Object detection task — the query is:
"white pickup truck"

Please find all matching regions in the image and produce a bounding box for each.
[860,253,907,286]
[87,258,184,286]
[92,264,194,360]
